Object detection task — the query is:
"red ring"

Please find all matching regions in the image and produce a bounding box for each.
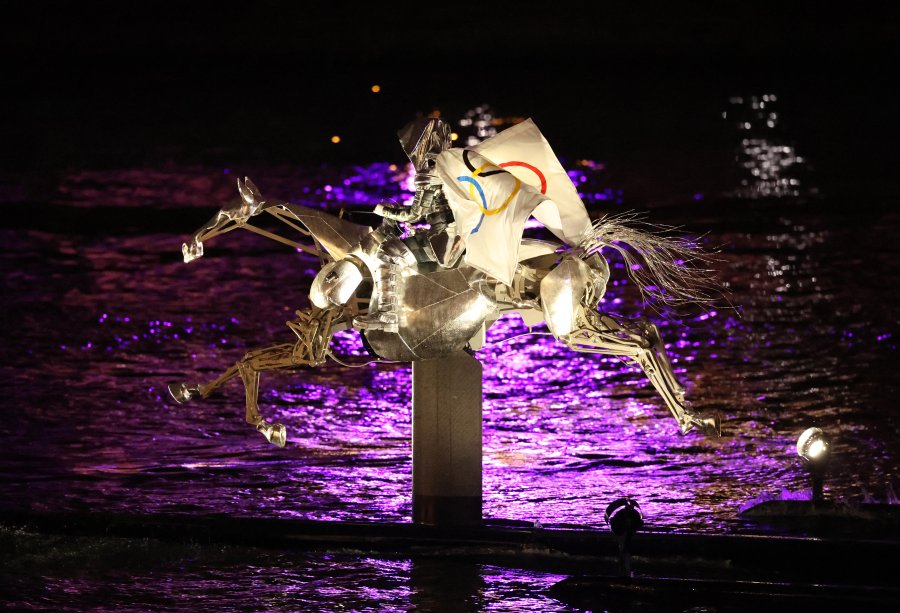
[499,161,547,194]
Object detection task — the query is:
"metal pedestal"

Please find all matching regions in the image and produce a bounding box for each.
[412,351,483,526]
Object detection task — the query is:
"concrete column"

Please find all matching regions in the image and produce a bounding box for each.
[412,351,483,526]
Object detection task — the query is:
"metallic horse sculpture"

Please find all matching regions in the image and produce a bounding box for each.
[169,118,722,447]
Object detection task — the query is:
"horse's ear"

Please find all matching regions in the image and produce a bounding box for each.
[244,177,262,198]
[238,177,263,205]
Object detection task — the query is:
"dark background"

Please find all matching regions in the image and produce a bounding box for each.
[4,2,900,204]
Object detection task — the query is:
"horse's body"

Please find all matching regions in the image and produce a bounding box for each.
[169,178,721,446]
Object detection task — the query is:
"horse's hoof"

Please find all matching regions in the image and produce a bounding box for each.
[679,410,723,437]
[257,421,287,448]
[168,382,197,404]
[693,412,723,437]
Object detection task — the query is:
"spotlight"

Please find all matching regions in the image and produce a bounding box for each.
[605,497,643,577]
[796,427,830,503]
[797,427,829,462]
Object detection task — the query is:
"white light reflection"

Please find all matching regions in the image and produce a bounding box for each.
[456,104,525,146]
[727,94,808,198]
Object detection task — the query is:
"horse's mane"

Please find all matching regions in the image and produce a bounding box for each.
[577,211,727,311]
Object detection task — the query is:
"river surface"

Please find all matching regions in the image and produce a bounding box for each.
[1,160,898,610]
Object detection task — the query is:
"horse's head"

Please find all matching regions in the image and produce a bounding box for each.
[182,178,268,263]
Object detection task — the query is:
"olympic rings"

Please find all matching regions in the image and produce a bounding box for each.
[455,150,549,235]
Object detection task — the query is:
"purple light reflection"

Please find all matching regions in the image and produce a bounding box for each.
[0,165,897,539]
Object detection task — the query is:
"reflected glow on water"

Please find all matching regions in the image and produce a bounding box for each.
[2,165,897,532]
[726,94,811,199]
[1,162,898,609]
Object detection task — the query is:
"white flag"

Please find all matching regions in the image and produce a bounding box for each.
[436,148,549,285]
[474,118,591,246]
[434,118,592,285]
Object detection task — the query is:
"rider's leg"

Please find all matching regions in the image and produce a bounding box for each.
[353,257,401,332]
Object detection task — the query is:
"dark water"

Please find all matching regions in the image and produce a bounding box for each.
[2,529,573,612]
[1,159,898,609]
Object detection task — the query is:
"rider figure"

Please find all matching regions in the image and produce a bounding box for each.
[353,117,464,332]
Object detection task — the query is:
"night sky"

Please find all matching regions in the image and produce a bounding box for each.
[5,3,900,202]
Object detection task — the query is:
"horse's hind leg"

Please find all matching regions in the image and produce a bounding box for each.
[565,311,721,436]
[603,315,686,404]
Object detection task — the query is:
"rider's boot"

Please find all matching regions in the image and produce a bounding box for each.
[354,260,401,333]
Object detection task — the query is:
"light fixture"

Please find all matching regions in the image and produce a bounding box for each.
[797,427,830,503]
[605,497,643,577]
[797,426,829,462]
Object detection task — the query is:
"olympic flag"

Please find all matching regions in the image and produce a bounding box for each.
[435,119,591,285]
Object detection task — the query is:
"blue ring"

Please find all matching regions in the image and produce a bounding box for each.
[457,176,487,234]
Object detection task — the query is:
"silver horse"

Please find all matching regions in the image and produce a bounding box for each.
[169,125,722,447]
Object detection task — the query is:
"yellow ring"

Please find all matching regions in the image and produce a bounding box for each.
[467,163,521,216]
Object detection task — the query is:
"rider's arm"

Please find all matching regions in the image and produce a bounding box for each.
[374,201,420,222]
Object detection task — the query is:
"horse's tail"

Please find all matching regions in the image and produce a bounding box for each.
[577,212,724,310]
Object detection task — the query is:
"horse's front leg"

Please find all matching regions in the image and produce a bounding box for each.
[565,310,721,436]
[169,306,340,446]
[597,314,686,404]
[167,362,239,405]
[168,342,294,447]
[237,342,297,446]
